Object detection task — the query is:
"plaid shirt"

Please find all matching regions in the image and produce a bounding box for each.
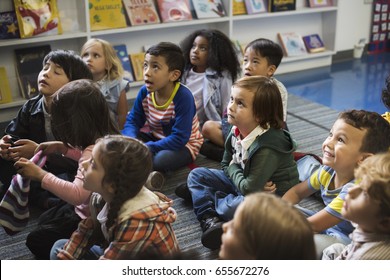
[57,189,180,259]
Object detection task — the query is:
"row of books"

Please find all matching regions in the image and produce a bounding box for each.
[90,0,227,31]
[278,32,326,57]
[233,0,334,15]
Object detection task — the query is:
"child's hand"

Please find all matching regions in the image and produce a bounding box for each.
[0,135,13,160]
[35,141,67,156]
[7,139,38,161]
[264,181,277,193]
[14,157,48,182]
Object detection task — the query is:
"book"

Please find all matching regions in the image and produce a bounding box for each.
[14,45,51,99]
[307,0,333,8]
[277,32,307,57]
[0,67,13,104]
[233,0,247,15]
[244,0,267,15]
[14,0,62,38]
[89,0,127,31]
[122,0,160,26]
[302,34,326,53]
[268,0,296,12]
[130,52,145,81]
[156,0,192,23]
[113,44,135,82]
[191,0,226,19]
[0,11,20,39]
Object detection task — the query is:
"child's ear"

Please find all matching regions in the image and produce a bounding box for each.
[169,70,181,82]
[357,153,373,165]
[267,65,277,77]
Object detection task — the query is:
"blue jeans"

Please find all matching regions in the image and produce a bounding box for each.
[50,239,104,260]
[187,167,239,221]
[139,132,193,173]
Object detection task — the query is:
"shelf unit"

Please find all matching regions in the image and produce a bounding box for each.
[0,0,338,122]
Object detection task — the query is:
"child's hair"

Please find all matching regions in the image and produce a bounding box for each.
[51,79,120,149]
[146,42,184,81]
[232,75,284,129]
[43,49,93,81]
[338,109,390,154]
[244,38,284,69]
[354,152,390,219]
[240,193,316,260]
[95,135,152,230]
[180,29,240,82]
[381,74,390,109]
[81,38,124,80]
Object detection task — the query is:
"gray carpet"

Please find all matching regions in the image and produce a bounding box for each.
[0,94,338,260]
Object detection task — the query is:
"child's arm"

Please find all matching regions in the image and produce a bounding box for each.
[117,89,129,130]
[282,180,314,205]
[307,210,344,233]
[121,87,147,138]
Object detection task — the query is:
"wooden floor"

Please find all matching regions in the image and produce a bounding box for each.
[0,94,336,260]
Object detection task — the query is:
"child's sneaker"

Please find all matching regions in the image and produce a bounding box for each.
[145,171,165,191]
[200,215,224,250]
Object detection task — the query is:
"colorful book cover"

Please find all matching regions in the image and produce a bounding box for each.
[89,0,127,31]
[14,0,62,38]
[0,67,13,104]
[130,52,145,81]
[156,0,192,23]
[0,11,20,39]
[233,0,247,15]
[191,0,226,19]
[14,45,51,99]
[302,34,325,53]
[244,0,267,14]
[268,0,296,12]
[277,32,307,57]
[122,0,160,26]
[113,44,135,82]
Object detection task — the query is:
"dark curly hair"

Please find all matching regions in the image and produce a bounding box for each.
[180,29,240,82]
[381,74,390,109]
[96,135,152,230]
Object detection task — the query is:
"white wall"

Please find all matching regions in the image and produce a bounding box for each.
[336,0,373,51]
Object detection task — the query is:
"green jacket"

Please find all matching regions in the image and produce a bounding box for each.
[221,128,299,196]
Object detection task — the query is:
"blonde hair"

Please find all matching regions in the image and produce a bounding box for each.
[81,38,123,80]
[354,152,390,218]
[239,193,316,260]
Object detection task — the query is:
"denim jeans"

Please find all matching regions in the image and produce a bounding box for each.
[187,167,238,221]
[50,239,104,260]
[138,132,193,173]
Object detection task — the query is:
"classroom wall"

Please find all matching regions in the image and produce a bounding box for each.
[336,0,373,51]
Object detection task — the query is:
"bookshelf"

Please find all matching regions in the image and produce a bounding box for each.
[0,0,338,122]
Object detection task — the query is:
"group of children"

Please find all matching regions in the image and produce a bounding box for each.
[0,28,389,260]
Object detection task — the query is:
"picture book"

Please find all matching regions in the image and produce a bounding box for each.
[307,0,333,8]
[113,44,135,82]
[244,0,267,14]
[191,0,226,19]
[122,0,160,26]
[0,11,20,39]
[14,45,51,99]
[14,0,62,38]
[130,52,145,81]
[233,0,247,15]
[89,0,127,31]
[277,32,307,57]
[268,0,296,12]
[156,0,192,23]
[0,67,13,104]
[302,34,326,53]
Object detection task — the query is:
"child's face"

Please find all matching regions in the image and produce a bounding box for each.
[143,53,179,94]
[81,43,107,81]
[322,119,367,175]
[243,47,275,78]
[227,86,258,137]
[342,183,382,233]
[190,35,208,73]
[81,143,113,202]
[37,60,70,97]
[219,203,253,260]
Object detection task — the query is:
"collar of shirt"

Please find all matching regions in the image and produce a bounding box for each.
[233,125,269,150]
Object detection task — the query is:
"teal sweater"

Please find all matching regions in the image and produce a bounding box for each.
[221,128,299,196]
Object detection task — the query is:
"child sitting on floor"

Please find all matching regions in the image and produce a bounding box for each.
[322,152,390,260]
[51,135,180,259]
